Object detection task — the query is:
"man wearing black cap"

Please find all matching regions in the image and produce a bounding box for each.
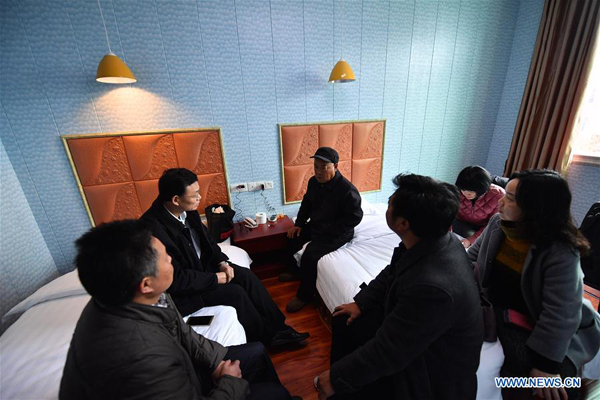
[281,147,363,312]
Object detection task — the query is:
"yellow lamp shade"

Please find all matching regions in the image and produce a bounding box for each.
[96,53,136,84]
[329,59,355,83]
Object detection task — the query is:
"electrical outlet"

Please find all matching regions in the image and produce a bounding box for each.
[247,181,273,191]
[247,181,262,192]
[230,183,248,193]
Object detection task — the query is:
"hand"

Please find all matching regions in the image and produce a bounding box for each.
[316,370,335,399]
[332,302,362,325]
[212,360,242,383]
[216,272,228,284]
[460,238,470,249]
[530,368,567,400]
[287,226,302,239]
[219,261,234,283]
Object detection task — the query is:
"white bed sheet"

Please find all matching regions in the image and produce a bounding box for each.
[316,228,399,313]
[0,243,252,400]
[313,206,504,400]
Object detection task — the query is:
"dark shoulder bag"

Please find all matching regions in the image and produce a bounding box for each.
[204,204,235,243]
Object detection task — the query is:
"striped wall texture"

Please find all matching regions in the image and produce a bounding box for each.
[1,0,544,314]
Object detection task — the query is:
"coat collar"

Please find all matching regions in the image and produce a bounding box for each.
[482,214,538,284]
[95,294,180,325]
[317,170,342,189]
[393,232,455,276]
[149,198,200,238]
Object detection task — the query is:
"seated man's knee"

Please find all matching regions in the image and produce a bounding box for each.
[232,264,260,283]
[332,314,351,332]
[223,283,248,301]
[243,341,267,356]
[301,245,326,266]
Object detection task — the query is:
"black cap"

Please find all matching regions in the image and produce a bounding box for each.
[310,147,339,164]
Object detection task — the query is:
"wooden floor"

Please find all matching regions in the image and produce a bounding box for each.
[264,277,329,400]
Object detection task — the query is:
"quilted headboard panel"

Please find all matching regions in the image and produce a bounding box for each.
[280,120,385,204]
[62,129,230,226]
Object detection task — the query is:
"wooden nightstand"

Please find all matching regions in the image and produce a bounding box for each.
[232,216,294,279]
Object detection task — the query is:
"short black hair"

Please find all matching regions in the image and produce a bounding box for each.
[158,168,198,203]
[75,220,157,306]
[455,166,492,198]
[390,174,460,239]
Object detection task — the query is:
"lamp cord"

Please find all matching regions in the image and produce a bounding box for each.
[97,0,112,54]
[340,0,344,59]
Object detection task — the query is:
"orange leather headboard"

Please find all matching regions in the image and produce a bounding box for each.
[62,129,230,226]
[280,120,385,203]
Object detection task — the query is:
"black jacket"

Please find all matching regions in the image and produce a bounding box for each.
[59,296,249,400]
[295,171,363,241]
[331,233,484,400]
[140,199,229,316]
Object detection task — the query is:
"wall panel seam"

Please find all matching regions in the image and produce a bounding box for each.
[417,0,440,172]
[63,0,103,133]
[398,0,417,175]
[233,0,257,211]
[154,0,177,106]
[194,0,215,126]
[435,0,462,178]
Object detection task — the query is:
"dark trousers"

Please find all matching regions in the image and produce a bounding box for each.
[223,342,291,400]
[287,225,352,302]
[329,312,393,399]
[202,264,286,344]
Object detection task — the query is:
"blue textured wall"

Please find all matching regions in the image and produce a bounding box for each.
[1,0,540,284]
[0,140,58,326]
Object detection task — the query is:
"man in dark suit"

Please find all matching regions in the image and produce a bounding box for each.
[281,147,363,313]
[315,174,484,400]
[140,168,308,348]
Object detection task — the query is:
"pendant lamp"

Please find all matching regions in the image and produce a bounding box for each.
[329,0,355,83]
[96,0,136,84]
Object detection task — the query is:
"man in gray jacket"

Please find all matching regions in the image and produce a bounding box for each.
[59,220,295,400]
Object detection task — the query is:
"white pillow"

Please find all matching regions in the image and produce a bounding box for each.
[3,270,87,318]
[361,198,386,215]
[217,243,252,269]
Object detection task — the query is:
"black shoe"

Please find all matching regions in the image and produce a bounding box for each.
[270,326,310,347]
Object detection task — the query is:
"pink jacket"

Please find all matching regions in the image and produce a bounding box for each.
[457,183,505,243]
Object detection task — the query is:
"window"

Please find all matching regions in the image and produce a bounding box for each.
[572,34,600,164]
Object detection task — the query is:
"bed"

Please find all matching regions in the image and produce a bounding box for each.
[0,242,251,400]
